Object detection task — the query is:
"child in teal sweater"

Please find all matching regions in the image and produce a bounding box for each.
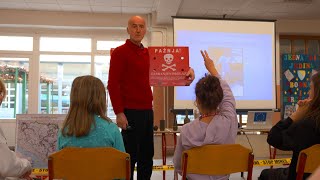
[58,75,125,152]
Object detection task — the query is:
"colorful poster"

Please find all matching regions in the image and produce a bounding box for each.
[148,47,189,86]
[282,54,319,118]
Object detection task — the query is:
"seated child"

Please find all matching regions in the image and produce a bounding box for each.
[58,75,125,152]
[173,50,238,180]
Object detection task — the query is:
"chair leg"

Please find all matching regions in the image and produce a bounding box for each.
[296,153,307,180]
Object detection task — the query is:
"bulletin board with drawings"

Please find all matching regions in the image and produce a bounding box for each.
[282,54,320,119]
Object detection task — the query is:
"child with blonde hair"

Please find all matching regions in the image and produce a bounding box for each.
[58,75,125,152]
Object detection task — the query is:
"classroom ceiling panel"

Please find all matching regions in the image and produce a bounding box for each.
[264,2,309,13]
[122,7,152,14]
[205,9,238,18]
[60,4,91,12]
[0,0,24,2]
[175,7,206,17]
[57,0,90,5]
[26,3,61,11]
[122,0,155,8]
[25,0,57,3]
[90,5,121,13]
[0,0,319,24]
[0,1,28,9]
[89,0,121,7]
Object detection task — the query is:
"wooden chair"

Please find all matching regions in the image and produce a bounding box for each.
[48,147,130,180]
[296,144,320,180]
[181,144,254,180]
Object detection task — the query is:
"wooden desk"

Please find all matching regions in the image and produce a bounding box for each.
[154,129,179,180]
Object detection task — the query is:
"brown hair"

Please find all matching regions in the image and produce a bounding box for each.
[195,74,223,113]
[0,79,6,98]
[0,79,6,105]
[61,75,111,137]
[305,71,320,129]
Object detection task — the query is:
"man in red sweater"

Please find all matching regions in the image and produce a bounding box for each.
[108,15,195,180]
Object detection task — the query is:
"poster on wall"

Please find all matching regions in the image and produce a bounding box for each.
[282,54,319,118]
[15,114,65,168]
[148,47,190,86]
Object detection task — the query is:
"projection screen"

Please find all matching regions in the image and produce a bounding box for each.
[173,17,276,110]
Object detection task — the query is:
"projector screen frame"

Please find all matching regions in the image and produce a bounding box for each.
[172,16,278,112]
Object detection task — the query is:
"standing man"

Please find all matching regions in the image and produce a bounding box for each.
[108,15,194,180]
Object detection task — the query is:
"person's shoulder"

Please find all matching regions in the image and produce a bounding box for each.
[96,116,118,129]
[299,117,318,127]
[180,119,198,133]
[113,41,128,52]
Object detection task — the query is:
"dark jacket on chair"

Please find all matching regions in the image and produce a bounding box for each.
[267,117,320,180]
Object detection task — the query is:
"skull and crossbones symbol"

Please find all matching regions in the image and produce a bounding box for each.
[162,54,176,71]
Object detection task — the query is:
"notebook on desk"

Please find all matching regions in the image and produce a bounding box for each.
[244,111,274,130]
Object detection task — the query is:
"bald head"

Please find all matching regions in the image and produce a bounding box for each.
[128,16,146,27]
[127,16,146,46]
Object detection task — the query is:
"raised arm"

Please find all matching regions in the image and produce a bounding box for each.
[200,50,236,118]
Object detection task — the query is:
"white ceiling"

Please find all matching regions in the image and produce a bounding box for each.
[0,0,319,24]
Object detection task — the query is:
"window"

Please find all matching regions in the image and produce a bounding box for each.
[0,58,29,118]
[39,55,91,114]
[97,41,124,51]
[280,35,320,55]
[40,37,91,52]
[94,55,115,119]
[0,35,136,120]
[0,36,33,51]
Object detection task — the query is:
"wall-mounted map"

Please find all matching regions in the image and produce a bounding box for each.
[16,114,65,168]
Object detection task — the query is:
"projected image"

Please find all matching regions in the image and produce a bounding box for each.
[208,47,243,97]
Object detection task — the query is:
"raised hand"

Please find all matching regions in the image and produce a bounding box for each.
[185,67,195,86]
[200,50,218,76]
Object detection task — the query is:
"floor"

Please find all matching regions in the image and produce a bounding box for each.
[132,156,290,180]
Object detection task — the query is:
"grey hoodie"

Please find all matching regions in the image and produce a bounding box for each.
[173,77,238,180]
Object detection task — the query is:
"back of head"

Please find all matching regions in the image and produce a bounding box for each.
[195,74,223,113]
[70,75,107,115]
[62,75,109,137]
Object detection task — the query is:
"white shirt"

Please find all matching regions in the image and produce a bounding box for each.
[0,127,31,180]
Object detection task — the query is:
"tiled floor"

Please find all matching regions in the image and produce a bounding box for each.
[132,156,290,180]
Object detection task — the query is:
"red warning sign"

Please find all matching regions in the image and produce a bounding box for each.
[148,47,189,86]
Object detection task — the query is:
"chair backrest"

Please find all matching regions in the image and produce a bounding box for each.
[181,144,254,180]
[296,144,320,180]
[48,147,130,180]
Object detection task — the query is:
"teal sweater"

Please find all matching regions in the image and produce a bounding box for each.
[58,115,125,152]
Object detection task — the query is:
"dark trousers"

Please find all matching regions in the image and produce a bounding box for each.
[122,109,154,180]
[259,167,289,180]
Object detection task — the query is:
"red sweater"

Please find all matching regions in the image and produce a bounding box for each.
[107,39,153,114]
